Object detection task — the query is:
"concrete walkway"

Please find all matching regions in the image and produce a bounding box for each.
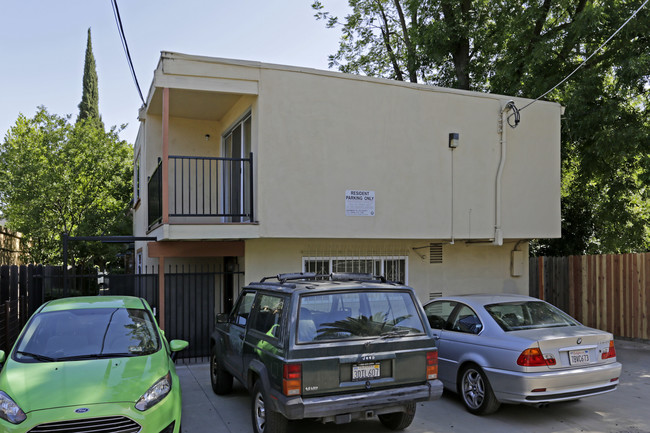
[177,340,650,433]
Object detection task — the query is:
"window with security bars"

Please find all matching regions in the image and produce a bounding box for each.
[303,256,408,283]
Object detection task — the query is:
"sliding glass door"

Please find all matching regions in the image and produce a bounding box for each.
[223,114,252,222]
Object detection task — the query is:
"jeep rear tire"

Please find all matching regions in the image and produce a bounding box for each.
[378,401,416,430]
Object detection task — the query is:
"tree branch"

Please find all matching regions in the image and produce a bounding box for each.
[393,0,418,82]
[375,0,405,81]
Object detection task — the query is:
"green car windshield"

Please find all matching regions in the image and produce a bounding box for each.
[297,290,425,343]
[485,301,581,331]
[14,308,160,362]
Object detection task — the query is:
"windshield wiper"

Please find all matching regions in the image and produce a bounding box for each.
[56,352,135,361]
[364,329,410,347]
[16,351,58,362]
[97,352,136,358]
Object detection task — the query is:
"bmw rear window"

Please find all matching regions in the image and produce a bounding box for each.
[485,301,580,331]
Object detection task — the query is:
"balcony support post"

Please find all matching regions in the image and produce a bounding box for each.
[162,87,170,225]
[249,152,255,222]
[158,256,166,331]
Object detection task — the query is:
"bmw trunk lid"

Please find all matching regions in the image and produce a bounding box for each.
[513,326,616,369]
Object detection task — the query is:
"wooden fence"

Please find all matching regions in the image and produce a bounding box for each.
[530,253,650,341]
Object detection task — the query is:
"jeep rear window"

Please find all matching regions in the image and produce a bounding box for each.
[297,291,425,343]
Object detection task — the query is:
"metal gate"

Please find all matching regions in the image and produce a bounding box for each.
[0,264,244,362]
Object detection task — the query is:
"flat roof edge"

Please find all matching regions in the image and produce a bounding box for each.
[157,51,561,108]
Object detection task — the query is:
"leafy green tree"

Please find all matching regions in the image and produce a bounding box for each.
[314,0,650,255]
[77,28,103,128]
[0,107,133,267]
[313,0,422,82]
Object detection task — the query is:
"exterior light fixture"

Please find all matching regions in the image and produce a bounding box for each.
[205,134,211,141]
[448,133,459,148]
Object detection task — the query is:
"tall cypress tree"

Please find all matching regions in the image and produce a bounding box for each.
[77,28,103,127]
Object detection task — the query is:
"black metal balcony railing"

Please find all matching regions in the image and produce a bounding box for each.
[148,160,162,228]
[147,154,254,229]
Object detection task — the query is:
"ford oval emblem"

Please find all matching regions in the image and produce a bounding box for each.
[75,408,89,414]
[577,338,582,345]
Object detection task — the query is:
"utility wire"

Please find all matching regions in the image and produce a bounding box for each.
[519,0,649,113]
[111,0,145,105]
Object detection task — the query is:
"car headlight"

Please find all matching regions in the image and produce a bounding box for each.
[135,372,172,411]
[0,391,27,424]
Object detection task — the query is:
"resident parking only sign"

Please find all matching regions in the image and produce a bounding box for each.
[345,190,375,216]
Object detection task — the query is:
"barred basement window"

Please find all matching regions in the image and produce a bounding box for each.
[302,256,408,284]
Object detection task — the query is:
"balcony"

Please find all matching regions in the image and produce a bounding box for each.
[148,153,254,230]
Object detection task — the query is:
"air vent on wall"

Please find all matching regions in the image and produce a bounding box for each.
[429,292,443,300]
[429,243,443,264]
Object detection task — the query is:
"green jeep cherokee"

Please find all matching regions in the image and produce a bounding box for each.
[209,273,443,433]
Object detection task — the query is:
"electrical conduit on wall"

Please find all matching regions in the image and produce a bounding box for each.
[494,100,514,246]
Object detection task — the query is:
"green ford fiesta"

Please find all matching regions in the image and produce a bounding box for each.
[0,296,188,433]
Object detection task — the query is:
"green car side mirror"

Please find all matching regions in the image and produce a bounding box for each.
[0,350,5,364]
[170,340,189,352]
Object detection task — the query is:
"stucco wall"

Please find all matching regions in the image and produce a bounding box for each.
[244,238,528,303]
[253,66,560,241]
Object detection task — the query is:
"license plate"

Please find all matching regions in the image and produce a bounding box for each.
[352,363,380,381]
[569,349,590,365]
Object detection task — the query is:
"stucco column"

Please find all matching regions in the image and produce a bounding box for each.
[162,87,169,224]
[158,256,166,331]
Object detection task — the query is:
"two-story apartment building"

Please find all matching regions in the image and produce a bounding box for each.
[133,52,561,318]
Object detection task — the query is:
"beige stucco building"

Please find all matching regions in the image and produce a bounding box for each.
[133,52,561,316]
[0,221,23,265]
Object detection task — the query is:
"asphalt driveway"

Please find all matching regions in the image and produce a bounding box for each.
[177,339,650,433]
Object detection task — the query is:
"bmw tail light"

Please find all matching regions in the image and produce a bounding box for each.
[517,348,555,366]
[602,340,617,360]
[283,363,302,396]
[426,351,438,379]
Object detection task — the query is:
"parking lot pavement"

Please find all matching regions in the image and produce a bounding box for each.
[178,339,650,433]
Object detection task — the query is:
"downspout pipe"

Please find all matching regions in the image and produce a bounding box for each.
[495,100,514,246]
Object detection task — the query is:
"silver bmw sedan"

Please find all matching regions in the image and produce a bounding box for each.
[423,294,622,415]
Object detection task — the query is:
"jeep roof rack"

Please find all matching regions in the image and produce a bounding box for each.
[260,272,319,283]
[258,272,397,285]
[331,272,381,282]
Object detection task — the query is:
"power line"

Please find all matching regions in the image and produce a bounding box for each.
[519,0,649,113]
[110,0,145,105]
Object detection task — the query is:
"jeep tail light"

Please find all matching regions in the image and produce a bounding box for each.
[517,348,555,366]
[283,363,302,396]
[602,340,616,360]
[426,351,438,379]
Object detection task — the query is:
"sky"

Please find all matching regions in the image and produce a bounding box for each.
[1,1,350,145]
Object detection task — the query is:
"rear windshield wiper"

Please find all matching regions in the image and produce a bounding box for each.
[364,329,410,347]
[16,351,58,362]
